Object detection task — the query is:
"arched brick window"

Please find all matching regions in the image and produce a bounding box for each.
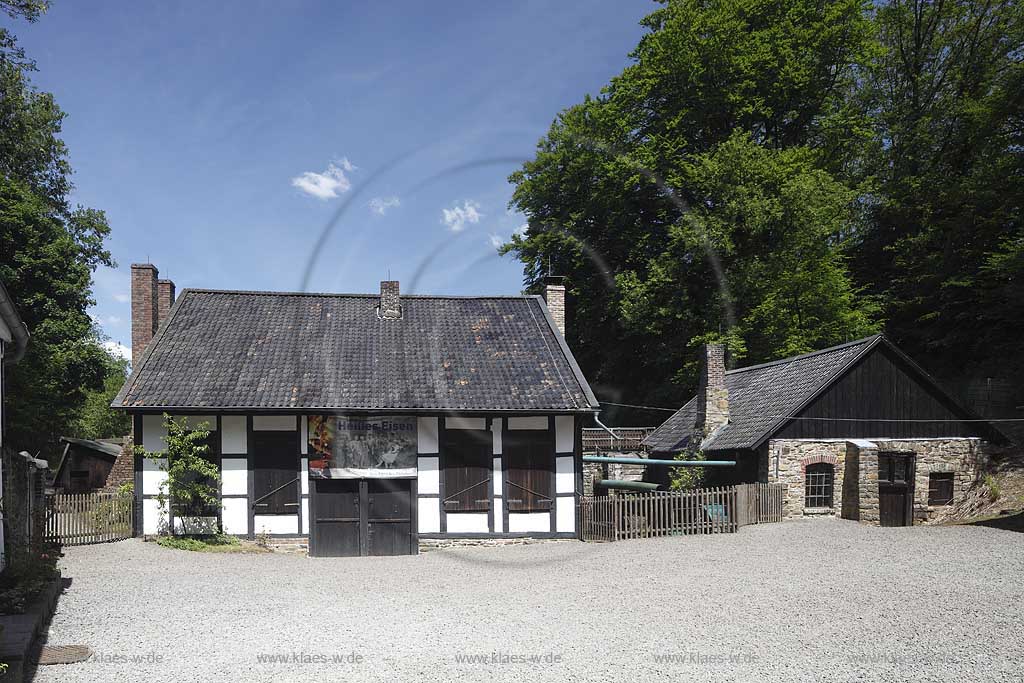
[804,463,834,509]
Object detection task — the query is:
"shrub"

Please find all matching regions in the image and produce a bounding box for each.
[155,533,240,552]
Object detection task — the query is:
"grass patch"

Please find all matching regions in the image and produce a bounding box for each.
[154,534,267,553]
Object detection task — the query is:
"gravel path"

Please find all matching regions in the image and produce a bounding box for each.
[32,519,1024,682]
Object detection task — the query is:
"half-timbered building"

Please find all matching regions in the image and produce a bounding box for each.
[112,264,598,555]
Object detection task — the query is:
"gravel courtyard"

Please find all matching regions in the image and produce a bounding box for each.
[33,519,1024,682]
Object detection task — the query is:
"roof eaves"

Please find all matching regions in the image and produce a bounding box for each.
[528,295,600,411]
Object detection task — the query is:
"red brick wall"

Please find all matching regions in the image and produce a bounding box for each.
[131,263,159,367]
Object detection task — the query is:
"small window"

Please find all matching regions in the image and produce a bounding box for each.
[442,429,491,512]
[174,431,220,516]
[878,453,912,484]
[804,463,834,509]
[928,472,954,506]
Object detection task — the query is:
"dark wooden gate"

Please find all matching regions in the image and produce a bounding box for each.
[310,479,416,557]
[878,453,915,527]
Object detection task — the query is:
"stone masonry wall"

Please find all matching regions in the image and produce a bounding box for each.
[768,440,847,518]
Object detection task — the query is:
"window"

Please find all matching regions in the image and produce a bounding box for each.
[928,472,954,506]
[174,430,220,516]
[804,463,834,509]
[504,429,554,512]
[253,431,298,515]
[878,453,913,484]
[442,429,491,512]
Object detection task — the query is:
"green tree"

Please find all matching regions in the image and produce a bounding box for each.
[140,416,221,535]
[75,349,131,440]
[0,15,114,458]
[505,0,878,417]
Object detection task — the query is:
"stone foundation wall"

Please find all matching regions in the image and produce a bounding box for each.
[768,437,988,524]
[767,440,848,518]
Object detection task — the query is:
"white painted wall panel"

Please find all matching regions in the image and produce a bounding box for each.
[508,512,550,533]
[508,416,548,430]
[141,415,168,452]
[252,415,297,431]
[556,496,576,533]
[173,516,218,534]
[301,497,309,535]
[555,416,574,453]
[174,415,218,431]
[417,417,439,453]
[254,515,299,535]
[300,458,309,495]
[418,497,440,533]
[418,456,439,495]
[142,498,167,535]
[493,499,503,532]
[492,457,503,496]
[445,417,486,430]
[300,417,308,454]
[221,458,248,496]
[221,498,248,535]
[142,457,167,495]
[445,513,489,534]
[555,456,575,494]
[491,419,503,454]
[221,415,247,454]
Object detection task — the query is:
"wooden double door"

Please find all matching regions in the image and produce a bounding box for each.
[878,453,915,527]
[310,479,416,557]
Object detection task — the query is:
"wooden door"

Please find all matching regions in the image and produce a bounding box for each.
[310,479,415,557]
[878,453,915,527]
[311,479,361,557]
[366,480,414,556]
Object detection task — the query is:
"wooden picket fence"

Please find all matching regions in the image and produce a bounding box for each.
[580,483,785,542]
[44,492,133,545]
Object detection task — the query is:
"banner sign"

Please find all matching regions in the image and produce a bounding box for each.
[308,416,417,479]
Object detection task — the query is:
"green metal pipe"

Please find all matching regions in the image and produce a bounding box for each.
[583,455,736,467]
[595,479,661,491]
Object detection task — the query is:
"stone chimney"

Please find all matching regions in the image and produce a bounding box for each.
[379,280,401,320]
[693,343,729,446]
[157,279,176,325]
[130,263,159,367]
[544,276,566,336]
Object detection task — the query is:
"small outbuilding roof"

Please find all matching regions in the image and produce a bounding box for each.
[642,335,999,453]
[112,289,599,413]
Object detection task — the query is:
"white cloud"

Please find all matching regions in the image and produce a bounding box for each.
[113,293,130,303]
[489,234,504,250]
[369,196,401,215]
[102,340,131,362]
[514,223,529,237]
[291,158,356,200]
[441,200,483,232]
[104,315,123,326]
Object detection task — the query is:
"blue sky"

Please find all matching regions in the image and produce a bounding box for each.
[12,1,651,359]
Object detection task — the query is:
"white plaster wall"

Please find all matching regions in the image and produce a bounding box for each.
[493,499,504,532]
[173,516,218,534]
[221,458,248,496]
[221,416,247,454]
[221,498,248,535]
[300,417,308,454]
[254,515,299,535]
[418,417,439,453]
[492,457,503,496]
[300,457,309,495]
[173,415,217,431]
[142,457,167,495]
[418,456,439,495]
[491,419,503,454]
[556,496,576,533]
[253,415,296,431]
[445,513,489,533]
[141,414,168,451]
[508,416,547,430]
[555,415,574,453]
[142,498,167,535]
[445,417,486,430]
[301,497,309,535]
[418,497,440,533]
[555,456,575,494]
[508,512,550,533]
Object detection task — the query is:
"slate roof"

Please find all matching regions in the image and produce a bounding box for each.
[112,289,599,413]
[642,336,880,453]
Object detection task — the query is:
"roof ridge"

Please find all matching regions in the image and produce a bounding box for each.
[180,287,535,300]
[725,335,880,375]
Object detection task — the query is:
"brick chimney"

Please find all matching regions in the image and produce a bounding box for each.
[157,279,176,325]
[131,264,159,367]
[693,343,729,446]
[379,280,401,320]
[544,276,566,336]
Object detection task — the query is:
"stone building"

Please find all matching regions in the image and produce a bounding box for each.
[643,336,1006,526]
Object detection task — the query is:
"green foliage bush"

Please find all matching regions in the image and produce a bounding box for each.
[155,534,240,553]
[0,544,60,615]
